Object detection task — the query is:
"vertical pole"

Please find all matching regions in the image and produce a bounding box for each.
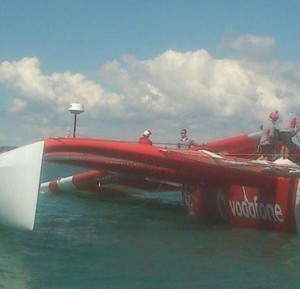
[73,113,77,138]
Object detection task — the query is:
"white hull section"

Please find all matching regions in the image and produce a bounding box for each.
[0,141,44,230]
[295,179,300,233]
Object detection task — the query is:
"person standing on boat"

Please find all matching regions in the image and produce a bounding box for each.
[257,111,279,161]
[177,129,196,150]
[279,112,300,159]
[138,130,152,145]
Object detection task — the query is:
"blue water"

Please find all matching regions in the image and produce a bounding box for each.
[1,164,300,289]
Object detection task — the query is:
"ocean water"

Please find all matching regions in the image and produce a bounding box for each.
[1,164,300,289]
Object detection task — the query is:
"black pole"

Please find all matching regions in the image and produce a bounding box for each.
[73,113,77,138]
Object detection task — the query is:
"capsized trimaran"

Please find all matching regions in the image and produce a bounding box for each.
[2,130,300,234]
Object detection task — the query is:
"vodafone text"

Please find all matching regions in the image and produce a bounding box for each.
[217,192,284,223]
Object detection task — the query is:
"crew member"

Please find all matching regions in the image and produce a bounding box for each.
[138,130,152,145]
[279,112,300,159]
[177,129,196,150]
[257,111,279,161]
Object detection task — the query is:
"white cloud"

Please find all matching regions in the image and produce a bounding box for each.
[7,98,27,113]
[0,58,53,99]
[231,34,275,51]
[225,34,275,61]
[0,57,125,116]
[1,35,300,145]
[99,48,300,124]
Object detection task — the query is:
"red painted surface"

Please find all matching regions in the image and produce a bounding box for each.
[43,133,300,233]
[182,178,299,233]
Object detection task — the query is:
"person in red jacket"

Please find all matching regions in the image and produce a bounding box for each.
[138,130,152,145]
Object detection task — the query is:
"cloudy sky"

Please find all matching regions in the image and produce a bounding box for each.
[1,0,300,146]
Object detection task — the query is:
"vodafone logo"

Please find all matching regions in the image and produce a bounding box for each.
[217,192,284,223]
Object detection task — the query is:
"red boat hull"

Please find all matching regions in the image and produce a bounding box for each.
[43,135,300,234]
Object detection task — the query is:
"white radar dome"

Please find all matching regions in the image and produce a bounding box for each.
[69,103,84,114]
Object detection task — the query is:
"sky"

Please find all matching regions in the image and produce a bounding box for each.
[1,0,300,146]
